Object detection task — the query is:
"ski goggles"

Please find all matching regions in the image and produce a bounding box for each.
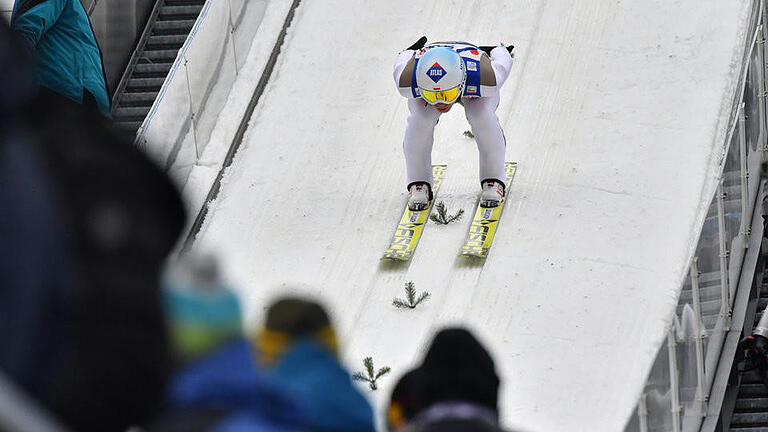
[420,86,461,105]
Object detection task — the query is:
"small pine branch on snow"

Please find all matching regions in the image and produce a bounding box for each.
[393,281,431,309]
[430,201,464,225]
[352,357,391,390]
[463,130,475,138]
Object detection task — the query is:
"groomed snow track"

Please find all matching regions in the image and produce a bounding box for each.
[187,1,756,430]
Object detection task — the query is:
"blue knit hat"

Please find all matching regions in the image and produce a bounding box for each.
[163,253,242,362]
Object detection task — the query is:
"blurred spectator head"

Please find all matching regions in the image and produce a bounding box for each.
[254,296,375,432]
[164,253,242,364]
[387,368,420,431]
[417,327,500,417]
[256,297,338,366]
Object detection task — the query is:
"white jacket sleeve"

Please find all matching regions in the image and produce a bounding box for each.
[490,46,513,87]
[477,46,513,98]
[393,49,416,98]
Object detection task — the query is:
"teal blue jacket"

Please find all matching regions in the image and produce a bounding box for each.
[272,340,376,432]
[11,0,111,116]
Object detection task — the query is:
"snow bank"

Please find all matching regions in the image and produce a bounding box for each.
[194,1,754,430]
[178,0,295,212]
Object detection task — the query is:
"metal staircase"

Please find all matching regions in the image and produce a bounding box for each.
[111,0,205,138]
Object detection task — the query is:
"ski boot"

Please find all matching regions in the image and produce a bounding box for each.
[408,182,432,211]
[480,179,505,208]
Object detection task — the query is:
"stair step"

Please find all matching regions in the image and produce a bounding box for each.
[737,398,768,411]
[731,427,768,431]
[740,384,768,399]
[136,56,174,65]
[165,0,206,5]
[741,370,766,385]
[126,77,165,92]
[146,34,187,51]
[114,116,148,125]
[159,4,203,20]
[152,19,196,35]
[133,70,171,80]
[114,106,151,120]
[113,120,143,136]
[138,49,180,62]
[117,92,158,107]
[147,34,188,45]
[134,62,173,75]
[732,411,768,426]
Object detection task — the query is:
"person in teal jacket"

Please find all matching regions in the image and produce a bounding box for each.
[11,0,111,117]
[256,297,376,432]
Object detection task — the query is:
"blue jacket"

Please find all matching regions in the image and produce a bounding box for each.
[11,0,111,116]
[0,21,75,402]
[272,340,376,432]
[163,338,303,432]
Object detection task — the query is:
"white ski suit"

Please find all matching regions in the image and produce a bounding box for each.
[393,42,513,189]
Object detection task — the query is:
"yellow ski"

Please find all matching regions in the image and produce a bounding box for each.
[460,162,517,258]
[382,165,447,261]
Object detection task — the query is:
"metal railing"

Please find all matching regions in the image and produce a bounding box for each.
[134,0,275,185]
[625,2,768,430]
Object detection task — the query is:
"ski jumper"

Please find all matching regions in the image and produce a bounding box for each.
[393,42,513,189]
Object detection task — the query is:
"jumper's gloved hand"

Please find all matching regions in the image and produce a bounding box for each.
[479,44,515,55]
[406,36,427,51]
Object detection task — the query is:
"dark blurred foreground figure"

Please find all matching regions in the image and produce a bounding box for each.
[387,369,421,431]
[0,20,186,431]
[388,327,508,432]
[10,0,111,116]
[150,254,302,432]
[414,328,503,431]
[255,297,376,432]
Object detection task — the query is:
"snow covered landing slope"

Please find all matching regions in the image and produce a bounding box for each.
[194,1,753,430]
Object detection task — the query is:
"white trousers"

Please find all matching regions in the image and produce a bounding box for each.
[403,93,506,189]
